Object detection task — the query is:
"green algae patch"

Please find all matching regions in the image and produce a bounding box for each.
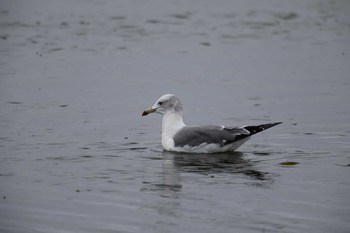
[279,161,299,166]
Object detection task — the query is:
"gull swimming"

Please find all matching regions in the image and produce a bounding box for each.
[142,94,282,153]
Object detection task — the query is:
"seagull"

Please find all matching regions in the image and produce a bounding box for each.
[142,94,282,153]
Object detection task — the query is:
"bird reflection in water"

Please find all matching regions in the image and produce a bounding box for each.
[141,151,271,198]
[165,151,269,180]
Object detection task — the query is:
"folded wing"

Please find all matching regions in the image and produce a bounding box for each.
[173,122,282,148]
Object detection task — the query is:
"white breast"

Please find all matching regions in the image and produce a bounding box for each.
[161,111,185,151]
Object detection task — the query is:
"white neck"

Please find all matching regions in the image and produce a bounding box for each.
[161,111,185,150]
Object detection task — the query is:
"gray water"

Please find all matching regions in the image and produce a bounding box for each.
[1,0,350,232]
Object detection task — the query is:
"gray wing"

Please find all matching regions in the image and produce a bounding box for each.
[173,126,250,147]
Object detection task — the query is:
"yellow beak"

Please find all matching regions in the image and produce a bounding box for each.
[142,107,156,116]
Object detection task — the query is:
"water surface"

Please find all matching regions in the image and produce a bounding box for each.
[1,0,349,232]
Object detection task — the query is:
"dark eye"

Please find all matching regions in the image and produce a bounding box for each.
[158,101,164,106]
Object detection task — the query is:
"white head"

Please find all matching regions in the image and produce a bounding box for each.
[142,94,183,116]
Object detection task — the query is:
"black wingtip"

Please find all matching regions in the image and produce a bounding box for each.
[244,122,282,136]
[259,122,283,131]
[270,122,283,127]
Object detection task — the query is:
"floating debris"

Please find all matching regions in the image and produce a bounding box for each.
[279,161,299,166]
[49,48,64,52]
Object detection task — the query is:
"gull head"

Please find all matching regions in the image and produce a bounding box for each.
[142,94,182,116]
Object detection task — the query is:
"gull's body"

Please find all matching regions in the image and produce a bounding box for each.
[142,94,281,153]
